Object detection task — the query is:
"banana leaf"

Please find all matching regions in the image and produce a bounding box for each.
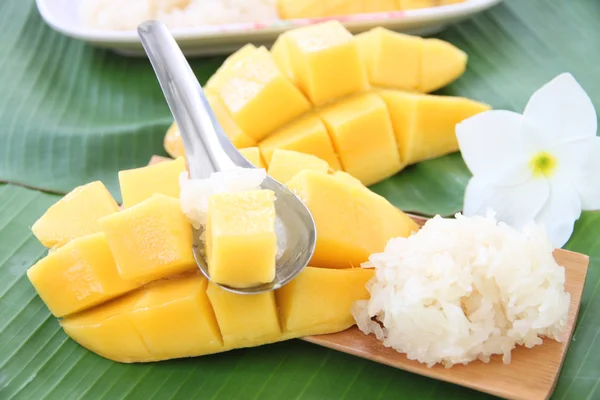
[0,0,599,398]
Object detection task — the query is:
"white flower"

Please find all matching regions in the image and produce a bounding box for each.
[457,73,600,248]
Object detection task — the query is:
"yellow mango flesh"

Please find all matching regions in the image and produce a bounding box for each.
[206,190,277,288]
[31,181,119,248]
[27,233,139,317]
[319,93,402,186]
[379,90,490,164]
[60,290,152,363]
[217,47,310,141]
[164,122,185,159]
[277,0,400,19]
[99,194,196,283]
[259,113,341,170]
[207,282,281,349]
[206,92,257,148]
[267,149,330,184]
[130,275,223,360]
[356,27,421,91]
[270,34,295,84]
[286,21,369,106]
[119,157,186,209]
[205,44,258,92]
[238,147,266,168]
[276,267,374,336]
[420,38,468,93]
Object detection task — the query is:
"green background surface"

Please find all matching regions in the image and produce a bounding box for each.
[1,0,599,399]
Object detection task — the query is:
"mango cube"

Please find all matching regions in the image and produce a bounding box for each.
[267,149,329,184]
[31,181,119,248]
[205,44,258,92]
[164,122,186,159]
[119,157,186,209]
[270,34,295,84]
[206,190,277,288]
[378,90,490,164]
[259,113,341,170]
[238,147,266,168]
[356,28,422,91]
[217,47,310,141]
[420,38,467,93]
[286,21,369,106]
[206,92,257,149]
[276,267,374,336]
[207,282,281,348]
[27,233,139,317]
[60,290,152,363]
[99,194,195,283]
[319,93,402,185]
[130,275,223,360]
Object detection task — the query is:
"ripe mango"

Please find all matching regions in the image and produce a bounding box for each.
[31,181,119,248]
[267,149,330,184]
[238,147,266,168]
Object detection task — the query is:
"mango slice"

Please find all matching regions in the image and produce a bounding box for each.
[206,190,277,288]
[130,275,223,360]
[420,38,467,93]
[238,147,266,168]
[207,282,281,349]
[276,267,373,336]
[31,181,119,248]
[267,149,330,184]
[164,122,185,159]
[259,113,341,170]
[60,290,152,363]
[99,194,196,283]
[27,233,139,317]
[270,34,295,84]
[285,21,369,106]
[216,47,310,141]
[205,44,258,92]
[206,92,257,148]
[118,157,186,209]
[378,90,491,165]
[319,93,402,186]
[356,27,421,91]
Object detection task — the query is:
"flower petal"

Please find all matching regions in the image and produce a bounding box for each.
[534,177,582,248]
[522,73,597,152]
[456,110,528,184]
[551,136,600,210]
[463,175,549,229]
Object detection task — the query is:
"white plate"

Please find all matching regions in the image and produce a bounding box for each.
[36,0,502,57]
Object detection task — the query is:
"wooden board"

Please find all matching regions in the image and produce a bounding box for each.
[148,155,589,400]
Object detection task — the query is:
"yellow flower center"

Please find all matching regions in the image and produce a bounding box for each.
[529,152,557,178]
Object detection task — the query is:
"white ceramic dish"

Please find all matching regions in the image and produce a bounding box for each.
[36,0,502,57]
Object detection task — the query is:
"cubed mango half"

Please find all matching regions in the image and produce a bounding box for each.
[267,149,329,184]
[206,190,277,288]
[205,44,258,92]
[420,38,467,93]
[319,93,402,186]
[118,157,186,209]
[206,92,257,149]
[99,194,196,283]
[31,181,119,248]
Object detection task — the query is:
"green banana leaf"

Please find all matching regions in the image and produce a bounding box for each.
[0,0,599,398]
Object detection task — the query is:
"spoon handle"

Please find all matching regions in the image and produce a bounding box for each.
[138,21,251,178]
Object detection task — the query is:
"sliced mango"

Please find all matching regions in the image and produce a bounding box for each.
[259,113,341,170]
[238,147,266,168]
[276,267,374,336]
[130,275,223,360]
[206,190,277,288]
[207,282,281,349]
[319,93,402,186]
[378,90,490,164]
[164,122,185,159]
[270,34,295,83]
[60,290,151,363]
[356,27,421,91]
[206,92,257,148]
[267,149,330,184]
[205,44,258,92]
[420,38,467,93]
[31,181,119,248]
[118,157,186,209]
[27,233,139,317]
[99,194,196,283]
[285,21,369,106]
[216,47,310,141]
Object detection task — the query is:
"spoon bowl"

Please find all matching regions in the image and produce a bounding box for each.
[138,20,316,295]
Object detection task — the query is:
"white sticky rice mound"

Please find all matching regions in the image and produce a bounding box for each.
[179,167,266,230]
[80,0,278,31]
[352,212,571,368]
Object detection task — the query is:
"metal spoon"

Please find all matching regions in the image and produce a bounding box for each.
[137,21,316,295]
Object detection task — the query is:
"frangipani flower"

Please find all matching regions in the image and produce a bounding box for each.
[457,73,600,248]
